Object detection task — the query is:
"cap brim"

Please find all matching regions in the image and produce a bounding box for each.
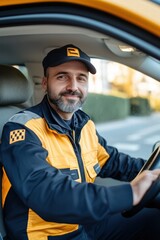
[79,59,96,74]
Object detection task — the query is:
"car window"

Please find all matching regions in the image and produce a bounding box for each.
[83,59,160,159]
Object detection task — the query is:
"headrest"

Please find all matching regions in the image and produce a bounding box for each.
[0,65,33,106]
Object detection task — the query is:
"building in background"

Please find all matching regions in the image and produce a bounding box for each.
[89,59,160,111]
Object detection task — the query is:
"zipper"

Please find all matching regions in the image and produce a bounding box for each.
[68,130,86,182]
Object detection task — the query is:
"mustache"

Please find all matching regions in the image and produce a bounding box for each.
[61,90,82,97]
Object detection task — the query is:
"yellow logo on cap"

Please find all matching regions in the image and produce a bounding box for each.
[67,47,80,57]
[9,129,26,144]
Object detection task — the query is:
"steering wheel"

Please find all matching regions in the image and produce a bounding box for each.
[122,145,160,218]
[122,175,160,217]
[122,144,160,217]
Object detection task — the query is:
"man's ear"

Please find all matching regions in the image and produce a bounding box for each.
[42,76,47,92]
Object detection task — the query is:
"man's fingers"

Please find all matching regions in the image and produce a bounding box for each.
[131,170,160,206]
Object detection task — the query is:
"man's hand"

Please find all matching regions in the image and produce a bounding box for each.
[131,169,160,206]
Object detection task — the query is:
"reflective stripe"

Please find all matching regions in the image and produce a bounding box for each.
[9,110,40,125]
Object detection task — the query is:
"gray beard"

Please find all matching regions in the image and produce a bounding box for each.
[47,93,86,113]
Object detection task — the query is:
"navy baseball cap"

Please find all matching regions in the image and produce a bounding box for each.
[42,44,96,76]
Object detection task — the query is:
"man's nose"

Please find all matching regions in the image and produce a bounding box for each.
[66,78,78,91]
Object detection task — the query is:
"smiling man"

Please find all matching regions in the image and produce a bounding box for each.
[1,44,160,240]
[42,60,89,119]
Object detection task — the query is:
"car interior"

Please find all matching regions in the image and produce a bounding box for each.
[0,2,160,238]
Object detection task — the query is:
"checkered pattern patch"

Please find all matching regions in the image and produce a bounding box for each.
[9,129,26,144]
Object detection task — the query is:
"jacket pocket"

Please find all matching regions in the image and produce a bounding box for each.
[86,162,101,182]
[60,168,79,180]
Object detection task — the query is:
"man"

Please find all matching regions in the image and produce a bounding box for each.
[0,44,160,240]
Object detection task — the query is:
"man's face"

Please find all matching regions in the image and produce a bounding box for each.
[42,60,89,119]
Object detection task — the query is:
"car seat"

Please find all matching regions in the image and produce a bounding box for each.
[0,65,33,239]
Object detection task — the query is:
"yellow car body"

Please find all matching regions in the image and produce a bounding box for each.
[0,0,159,36]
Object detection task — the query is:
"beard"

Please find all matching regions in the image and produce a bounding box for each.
[47,89,87,113]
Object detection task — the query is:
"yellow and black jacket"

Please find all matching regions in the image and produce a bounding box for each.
[0,95,145,240]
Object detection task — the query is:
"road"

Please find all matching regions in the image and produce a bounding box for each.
[96,112,160,160]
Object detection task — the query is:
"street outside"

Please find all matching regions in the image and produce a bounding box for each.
[96,112,160,160]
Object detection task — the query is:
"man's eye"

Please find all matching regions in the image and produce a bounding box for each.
[79,77,87,82]
[57,75,67,80]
